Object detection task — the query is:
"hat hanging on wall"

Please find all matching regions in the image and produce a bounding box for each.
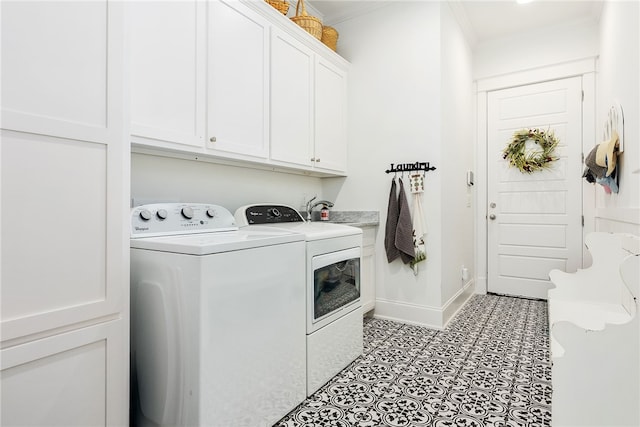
[582,101,625,194]
[595,130,620,177]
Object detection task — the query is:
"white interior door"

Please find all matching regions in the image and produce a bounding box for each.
[487,77,583,299]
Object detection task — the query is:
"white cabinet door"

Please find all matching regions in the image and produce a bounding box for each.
[1,1,123,144]
[1,320,126,427]
[130,0,206,148]
[360,227,377,313]
[270,28,314,167]
[314,57,348,173]
[207,0,269,159]
[1,0,127,343]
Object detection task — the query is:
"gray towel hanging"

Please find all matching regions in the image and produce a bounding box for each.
[384,177,400,262]
[396,178,415,264]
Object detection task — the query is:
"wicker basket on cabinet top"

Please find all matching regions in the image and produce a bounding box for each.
[265,0,289,15]
[321,26,338,51]
[291,0,322,40]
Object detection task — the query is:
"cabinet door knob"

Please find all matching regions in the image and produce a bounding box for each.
[210,136,216,143]
[489,214,496,220]
[310,158,315,162]
[315,158,320,162]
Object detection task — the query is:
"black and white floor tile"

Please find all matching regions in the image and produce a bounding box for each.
[275,294,551,427]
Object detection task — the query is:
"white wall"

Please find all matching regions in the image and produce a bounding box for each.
[131,153,323,213]
[439,3,475,307]
[474,18,599,80]
[326,1,474,327]
[595,0,640,234]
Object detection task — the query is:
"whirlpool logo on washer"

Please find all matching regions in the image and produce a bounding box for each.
[134,226,149,231]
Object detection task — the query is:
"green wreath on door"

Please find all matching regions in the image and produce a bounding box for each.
[502,128,559,173]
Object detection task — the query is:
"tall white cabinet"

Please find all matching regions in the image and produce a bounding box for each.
[1,2,129,425]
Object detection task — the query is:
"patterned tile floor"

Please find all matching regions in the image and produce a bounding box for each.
[275,294,551,427]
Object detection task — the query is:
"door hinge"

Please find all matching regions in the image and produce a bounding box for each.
[582,215,585,227]
[581,152,584,163]
[582,90,584,102]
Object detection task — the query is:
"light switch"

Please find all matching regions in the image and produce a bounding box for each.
[466,170,474,186]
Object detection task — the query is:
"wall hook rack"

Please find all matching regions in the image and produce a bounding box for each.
[385,162,436,174]
[603,100,624,153]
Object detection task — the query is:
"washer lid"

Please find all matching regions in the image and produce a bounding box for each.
[130,227,305,255]
[260,221,362,241]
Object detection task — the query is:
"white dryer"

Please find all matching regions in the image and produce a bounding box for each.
[130,203,306,427]
[235,204,364,396]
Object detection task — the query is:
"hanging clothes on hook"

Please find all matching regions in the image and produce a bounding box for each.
[384,177,400,262]
[409,173,427,274]
[395,177,415,264]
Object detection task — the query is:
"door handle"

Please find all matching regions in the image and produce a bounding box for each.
[489,214,496,220]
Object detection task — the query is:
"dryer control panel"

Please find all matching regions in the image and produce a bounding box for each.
[131,203,237,238]
[236,204,305,225]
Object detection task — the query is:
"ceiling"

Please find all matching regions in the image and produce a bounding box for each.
[308,0,603,44]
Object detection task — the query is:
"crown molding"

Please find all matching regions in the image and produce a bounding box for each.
[306,1,394,26]
[446,0,477,47]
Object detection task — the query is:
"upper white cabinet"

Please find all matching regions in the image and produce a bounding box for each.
[130,0,349,176]
[270,30,348,174]
[207,0,270,159]
[270,28,314,166]
[130,1,206,149]
[1,0,129,425]
[313,57,348,173]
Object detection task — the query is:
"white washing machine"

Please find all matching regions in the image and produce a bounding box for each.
[130,203,306,427]
[235,204,364,396]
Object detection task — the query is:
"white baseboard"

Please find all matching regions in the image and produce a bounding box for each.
[373,299,444,330]
[372,280,476,330]
[475,276,487,295]
[442,280,476,328]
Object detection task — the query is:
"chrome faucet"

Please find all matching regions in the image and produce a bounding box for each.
[305,196,334,221]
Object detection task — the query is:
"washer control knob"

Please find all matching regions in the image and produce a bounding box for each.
[206,208,216,218]
[139,209,152,221]
[156,209,168,220]
[181,206,194,219]
[268,207,281,217]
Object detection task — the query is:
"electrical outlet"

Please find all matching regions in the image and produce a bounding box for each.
[461,266,469,281]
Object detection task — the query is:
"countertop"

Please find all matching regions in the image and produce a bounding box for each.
[310,210,379,227]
